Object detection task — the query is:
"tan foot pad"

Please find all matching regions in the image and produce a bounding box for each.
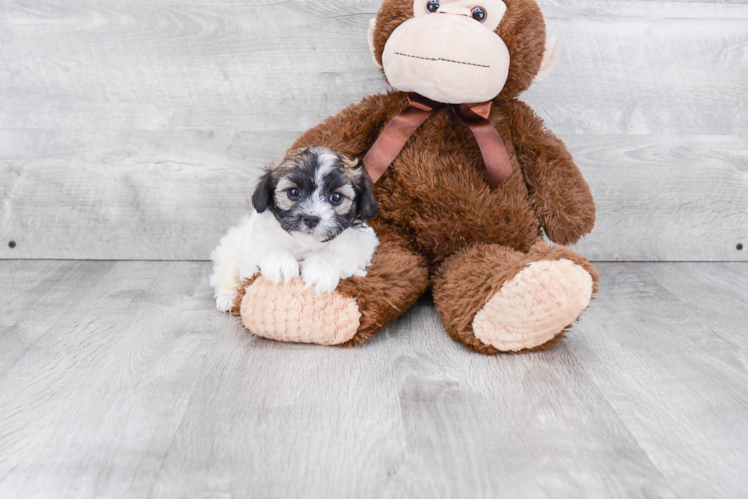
[472,259,593,352]
[240,277,361,346]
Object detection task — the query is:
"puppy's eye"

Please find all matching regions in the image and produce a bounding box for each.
[287,188,301,201]
[426,0,439,13]
[471,6,486,22]
[329,193,344,205]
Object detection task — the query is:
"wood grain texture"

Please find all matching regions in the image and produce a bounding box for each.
[570,135,748,261]
[522,0,748,136]
[0,0,746,135]
[1,260,747,497]
[0,129,296,260]
[0,260,221,497]
[570,262,748,497]
[0,0,747,261]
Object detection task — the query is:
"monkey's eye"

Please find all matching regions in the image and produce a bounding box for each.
[471,6,486,22]
[426,0,440,13]
[329,193,343,205]
[287,188,301,201]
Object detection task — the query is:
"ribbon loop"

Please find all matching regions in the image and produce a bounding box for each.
[362,94,438,183]
[363,93,513,188]
[453,103,513,187]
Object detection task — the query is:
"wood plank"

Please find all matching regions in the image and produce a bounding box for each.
[524,0,748,136]
[1,131,745,261]
[0,0,745,135]
[569,135,748,261]
[0,129,296,260]
[2,261,748,496]
[0,260,220,497]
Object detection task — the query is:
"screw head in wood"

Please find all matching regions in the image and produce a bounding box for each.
[8,241,16,249]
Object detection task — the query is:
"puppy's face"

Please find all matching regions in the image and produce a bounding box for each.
[252,146,378,242]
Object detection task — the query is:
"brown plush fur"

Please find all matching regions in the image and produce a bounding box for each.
[336,235,429,346]
[231,275,258,316]
[239,0,598,353]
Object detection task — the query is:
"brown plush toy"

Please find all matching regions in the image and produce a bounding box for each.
[235,0,599,354]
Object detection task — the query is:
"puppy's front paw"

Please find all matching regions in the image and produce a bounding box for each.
[259,253,300,284]
[215,292,237,312]
[301,256,341,294]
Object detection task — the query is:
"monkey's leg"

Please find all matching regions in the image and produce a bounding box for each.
[234,235,428,346]
[432,241,598,354]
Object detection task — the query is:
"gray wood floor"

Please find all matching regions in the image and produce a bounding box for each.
[1,260,747,498]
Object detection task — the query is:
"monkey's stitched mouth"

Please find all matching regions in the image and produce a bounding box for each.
[394,52,490,68]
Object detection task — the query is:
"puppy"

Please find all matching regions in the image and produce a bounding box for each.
[210,146,379,311]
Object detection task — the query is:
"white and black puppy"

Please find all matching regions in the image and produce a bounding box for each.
[210,146,379,311]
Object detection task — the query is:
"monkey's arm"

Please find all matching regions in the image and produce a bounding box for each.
[506,100,595,245]
[290,93,406,160]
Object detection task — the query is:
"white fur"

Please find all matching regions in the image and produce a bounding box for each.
[210,209,379,310]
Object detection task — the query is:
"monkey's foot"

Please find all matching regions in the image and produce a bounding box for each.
[472,259,593,352]
[240,277,361,346]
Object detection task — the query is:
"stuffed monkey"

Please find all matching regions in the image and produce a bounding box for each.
[235,0,598,353]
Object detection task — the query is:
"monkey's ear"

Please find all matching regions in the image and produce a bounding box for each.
[251,170,275,213]
[367,18,382,68]
[534,35,559,84]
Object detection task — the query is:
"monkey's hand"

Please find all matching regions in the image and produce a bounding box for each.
[527,182,596,245]
[507,100,595,245]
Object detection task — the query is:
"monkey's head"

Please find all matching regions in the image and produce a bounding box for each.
[368,0,557,103]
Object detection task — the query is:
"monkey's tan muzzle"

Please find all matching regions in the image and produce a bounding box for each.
[381,13,510,104]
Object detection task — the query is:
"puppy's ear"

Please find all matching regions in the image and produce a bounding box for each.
[355,168,378,220]
[341,155,359,170]
[251,170,275,213]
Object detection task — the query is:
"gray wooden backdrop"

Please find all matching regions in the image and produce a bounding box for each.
[1,0,747,261]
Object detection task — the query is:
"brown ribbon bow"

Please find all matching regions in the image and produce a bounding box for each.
[363,93,513,188]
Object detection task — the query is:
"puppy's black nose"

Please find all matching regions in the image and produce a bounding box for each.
[302,215,320,229]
